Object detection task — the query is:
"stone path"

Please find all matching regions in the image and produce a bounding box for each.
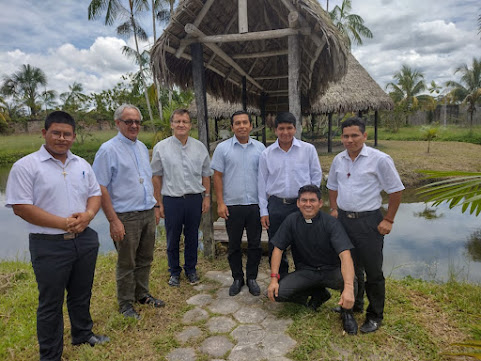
[166,270,297,361]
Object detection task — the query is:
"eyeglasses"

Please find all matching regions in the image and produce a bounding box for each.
[172,120,191,125]
[50,130,74,140]
[121,119,141,126]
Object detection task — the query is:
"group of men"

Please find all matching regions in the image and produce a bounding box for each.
[6,104,403,360]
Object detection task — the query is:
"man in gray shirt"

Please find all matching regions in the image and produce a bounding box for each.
[151,109,213,287]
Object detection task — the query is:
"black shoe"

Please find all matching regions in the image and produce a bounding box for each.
[341,309,358,335]
[121,306,141,320]
[229,279,244,296]
[186,272,200,285]
[332,305,363,314]
[307,290,331,311]
[168,275,180,287]
[247,279,261,296]
[73,334,110,347]
[360,319,381,333]
[137,294,165,308]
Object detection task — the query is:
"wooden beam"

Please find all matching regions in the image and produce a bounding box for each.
[288,33,302,139]
[238,0,248,33]
[184,24,264,91]
[267,90,288,95]
[232,49,288,59]
[181,25,310,45]
[206,13,237,67]
[254,75,288,81]
[175,0,216,58]
[328,113,332,153]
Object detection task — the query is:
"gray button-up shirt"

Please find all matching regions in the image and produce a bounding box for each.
[151,136,213,197]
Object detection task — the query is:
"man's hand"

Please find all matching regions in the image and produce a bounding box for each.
[330,209,338,218]
[261,215,270,230]
[267,279,279,302]
[217,203,229,219]
[377,219,392,235]
[110,218,126,242]
[202,197,210,214]
[154,207,161,224]
[68,211,92,233]
[338,287,355,310]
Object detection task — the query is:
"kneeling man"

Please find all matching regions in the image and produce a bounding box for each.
[267,185,358,335]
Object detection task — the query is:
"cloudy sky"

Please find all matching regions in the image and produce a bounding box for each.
[0,0,479,98]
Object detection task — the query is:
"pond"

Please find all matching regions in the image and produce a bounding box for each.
[1,165,480,283]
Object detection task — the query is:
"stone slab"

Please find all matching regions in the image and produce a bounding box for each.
[233,306,268,323]
[208,299,241,315]
[231,324,266,344]
[186,293,214,307]
[175,326,202,344]
[165,347,197,361]
[200,335,234,358]
[206,316,237,333]
[228,343,267,361]
[182,307,209,324]
[205,270,233,287]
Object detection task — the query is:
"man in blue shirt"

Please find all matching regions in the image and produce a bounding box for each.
[93,104,164,320]
[211,111,266,296]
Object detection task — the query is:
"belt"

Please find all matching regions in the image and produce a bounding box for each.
[117,208,154,215]
[165,193,201,199]
[30,232,79,240]
[271,195,297,205]
[338,209,379,219]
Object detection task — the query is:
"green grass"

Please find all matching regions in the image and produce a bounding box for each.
[369,125,481,144]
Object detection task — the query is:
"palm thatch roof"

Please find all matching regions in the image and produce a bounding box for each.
[151,0,349,112]
[312,54,394,114]
[188,94,260,119]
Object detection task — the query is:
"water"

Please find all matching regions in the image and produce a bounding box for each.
[1,165,480,283]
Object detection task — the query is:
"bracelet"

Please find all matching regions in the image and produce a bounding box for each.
[270,273,280,280]
[204,193,210,197]
[383,217,394,224]
[329,208,337,212]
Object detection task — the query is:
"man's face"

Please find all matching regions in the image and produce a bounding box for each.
[171,112,192,138]
[275,122,296,145]
[341,125,367,155]
[42,123,76,158]
[231,114,252,142]
[116,108,141,141]
[297,192,323,219]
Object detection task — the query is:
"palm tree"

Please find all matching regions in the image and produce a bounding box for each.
[386,65,433,125]
[445,57,481,128]
[329,0,373,48]
[41,89,57,113]
[88,0,155,125]
[60,82,89,112]
[1,64,47,117]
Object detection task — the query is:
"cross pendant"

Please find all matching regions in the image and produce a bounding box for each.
[62,170,67,178]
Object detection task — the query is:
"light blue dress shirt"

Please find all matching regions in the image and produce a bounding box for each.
[211,135,266,206]
[327,144,404,212]
[258,138,323,217]
[6,145,101,234]
[151,136,213,197]
[92,132,156,213]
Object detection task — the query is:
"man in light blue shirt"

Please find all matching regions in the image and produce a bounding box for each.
[258,112,323,279]
[93,104,164,320]
[211,111,266,296]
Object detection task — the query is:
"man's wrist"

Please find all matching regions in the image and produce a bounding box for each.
[270,273,280,280]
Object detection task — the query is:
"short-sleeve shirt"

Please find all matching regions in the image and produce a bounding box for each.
[327,144,405,212]
[5,145,101,234]
[211,135,266,206]
[151,136,213,197]
[271,211,353,271]
[92,132,156,213]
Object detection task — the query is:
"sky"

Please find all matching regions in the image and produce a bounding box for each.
[0,0,479,100]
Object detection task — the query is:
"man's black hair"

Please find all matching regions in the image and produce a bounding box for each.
[44,111,76,132]
[230,110,252,126]
[298,184,322,200]
[341,116,366,133]
[275,112,296,128]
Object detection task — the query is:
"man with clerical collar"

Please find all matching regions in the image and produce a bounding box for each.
[258,112,323,279]
[327,116,404,333]
[93,104,164,320]
[6,111,109,360]
[267,185,358,335]
[211,111,266,296]
[151,109,213,287]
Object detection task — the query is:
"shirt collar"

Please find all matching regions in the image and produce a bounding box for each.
[116,131,137,145]
[232,135,252,146]
[273,137,301,150]
[341,144,368,160]
[38,144,76,163]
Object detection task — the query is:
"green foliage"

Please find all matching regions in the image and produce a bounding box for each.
[417,170,481,216]
[329,0,373,48]
[420,124,438,153]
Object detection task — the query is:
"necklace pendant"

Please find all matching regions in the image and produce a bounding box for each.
[139,177,144,184]
[62,170,67,178]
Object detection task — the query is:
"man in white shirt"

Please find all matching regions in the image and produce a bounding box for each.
[258,112,323,280]
[327,116,404,333]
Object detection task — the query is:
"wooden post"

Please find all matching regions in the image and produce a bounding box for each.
[328,112,333,153]
[238,0,248,33]
[288,33,302,139]
[374,110,378,147]
[191,42,214,259]
[260,92,268,146]
[242,76,247,111]
[215,117,219,140]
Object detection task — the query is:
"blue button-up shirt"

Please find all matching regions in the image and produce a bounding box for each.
[92,132,156,213]
[211,135,266,206]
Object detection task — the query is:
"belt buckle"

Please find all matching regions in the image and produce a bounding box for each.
[346,212,356,219]
[63,233,76,240]
[282,198,289,205]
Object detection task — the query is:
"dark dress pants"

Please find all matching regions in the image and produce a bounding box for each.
[226,204,262,280]
[29,227,99,361]
[163,194,202,277]
[115,208,156,312]
[267,196,298,277]
[338,209,385,322]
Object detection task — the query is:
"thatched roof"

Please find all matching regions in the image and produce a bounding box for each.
[188,94,260,119]
[312,54,394,114]
[152,0,348,112]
